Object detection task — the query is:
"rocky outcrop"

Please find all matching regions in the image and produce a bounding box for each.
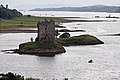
[18,34,104,56]
[19,49,65,57]
[19,42,66,56]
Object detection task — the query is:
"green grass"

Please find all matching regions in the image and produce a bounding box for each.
[56,34,104,46]
[0,16,65,28]
[20,41,64,50]
[20,35,104,50]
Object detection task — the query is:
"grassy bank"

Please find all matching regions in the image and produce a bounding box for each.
[56,34,104,46]
[20,41,64,50]
[0,16,65,28]
[19,41,66,56]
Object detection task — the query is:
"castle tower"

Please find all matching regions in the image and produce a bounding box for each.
[37,19,55,43]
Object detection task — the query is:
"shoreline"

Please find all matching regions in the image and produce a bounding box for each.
[0,16,119,33]
[0,24,66,33]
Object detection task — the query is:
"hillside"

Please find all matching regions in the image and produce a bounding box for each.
[29,5,120,13]
[0,5,23,19]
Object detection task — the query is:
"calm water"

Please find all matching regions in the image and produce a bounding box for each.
[21,11,120,18]
[0,12,120,80]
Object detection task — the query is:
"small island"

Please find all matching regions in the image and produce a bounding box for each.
[56,34,104,46]
[19,19,66,56]
[18,19,104,56]
[19,41,66,56]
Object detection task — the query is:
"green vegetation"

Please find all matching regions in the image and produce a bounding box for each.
[0,16,65,28]
[19,41,66,56]
[0,72,40,80]
[56,34,104,46]
[0,72,68,80]
[0,5,22,19]
[18,34,103,56]
[20,41,64,50]
[0,72,24,80]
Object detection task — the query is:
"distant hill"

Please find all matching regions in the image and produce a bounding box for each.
[29,5,120,13]
[0,4,23,19]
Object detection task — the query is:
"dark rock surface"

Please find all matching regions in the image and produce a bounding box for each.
[103,33,120,36]
[59,32,70,38]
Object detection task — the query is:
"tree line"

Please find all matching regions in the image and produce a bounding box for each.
[0,4,23,19]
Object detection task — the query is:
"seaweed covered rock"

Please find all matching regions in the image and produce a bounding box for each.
[56,34,104,46]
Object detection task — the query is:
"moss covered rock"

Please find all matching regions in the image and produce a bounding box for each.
[56,34,104,46]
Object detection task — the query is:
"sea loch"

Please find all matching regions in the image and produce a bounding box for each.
[0,11,120,80]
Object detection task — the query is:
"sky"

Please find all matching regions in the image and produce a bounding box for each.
[0,0,120,10]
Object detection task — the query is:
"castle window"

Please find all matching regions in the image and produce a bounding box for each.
[45,27,47,30]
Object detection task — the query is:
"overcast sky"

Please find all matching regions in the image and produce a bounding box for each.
[1,0,120,9]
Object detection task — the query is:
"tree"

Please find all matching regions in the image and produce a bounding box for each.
[0,6,23,19]
[0,72,24,80]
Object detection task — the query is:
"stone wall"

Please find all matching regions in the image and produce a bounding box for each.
[37,19,55,43]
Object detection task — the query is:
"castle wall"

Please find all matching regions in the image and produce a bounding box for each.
[37,20,55,43]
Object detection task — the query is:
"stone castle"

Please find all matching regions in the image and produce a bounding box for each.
[37,19,55,43]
